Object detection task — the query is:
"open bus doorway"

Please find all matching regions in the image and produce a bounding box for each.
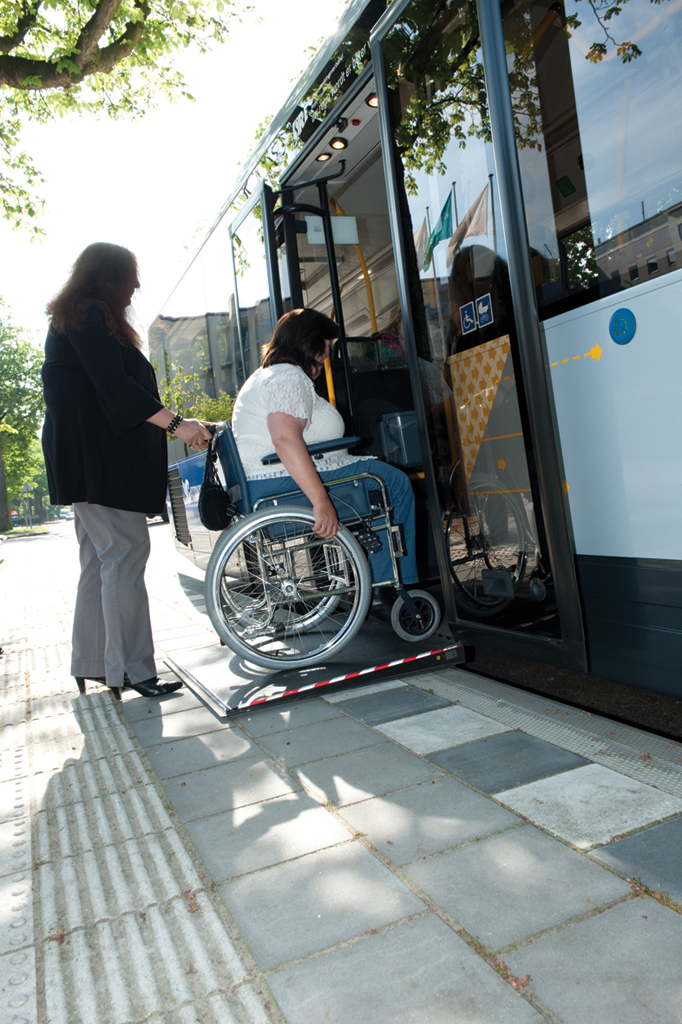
[263,57,563,642]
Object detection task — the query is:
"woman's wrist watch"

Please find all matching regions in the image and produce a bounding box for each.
[167,413,184,435]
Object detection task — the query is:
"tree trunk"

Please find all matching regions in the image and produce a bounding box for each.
[0,437,12,532]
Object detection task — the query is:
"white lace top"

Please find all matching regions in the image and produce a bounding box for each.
[232,363,369,480]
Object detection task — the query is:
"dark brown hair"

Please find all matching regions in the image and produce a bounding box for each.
[261,308,340,378]
[47,242,142,348]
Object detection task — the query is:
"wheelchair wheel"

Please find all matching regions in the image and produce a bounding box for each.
[205,505,372,669]
[446,489,527,619]
[390,590,441,642]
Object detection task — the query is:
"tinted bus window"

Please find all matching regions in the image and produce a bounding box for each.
[504,0,682,319]
[232,201,273,378]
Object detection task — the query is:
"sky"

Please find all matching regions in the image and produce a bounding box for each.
[0,0,347,345]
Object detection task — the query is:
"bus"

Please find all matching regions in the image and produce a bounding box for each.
[150,0,682,698]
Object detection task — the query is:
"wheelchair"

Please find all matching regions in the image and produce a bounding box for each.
[204,424,442,670]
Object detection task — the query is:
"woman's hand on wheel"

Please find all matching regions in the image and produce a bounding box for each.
[174,418,213,450]
[313,496,341,539]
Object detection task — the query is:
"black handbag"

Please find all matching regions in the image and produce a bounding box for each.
[198,436,238,532]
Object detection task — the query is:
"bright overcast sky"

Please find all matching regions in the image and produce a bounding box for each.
[0,0,347,344]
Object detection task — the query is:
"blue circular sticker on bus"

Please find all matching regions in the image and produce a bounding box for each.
[609,308,636,344]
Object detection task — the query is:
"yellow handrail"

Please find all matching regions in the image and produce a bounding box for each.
[328,196,378,335]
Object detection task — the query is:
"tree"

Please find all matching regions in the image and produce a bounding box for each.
[0,298,44,530]
[0,0,245,233]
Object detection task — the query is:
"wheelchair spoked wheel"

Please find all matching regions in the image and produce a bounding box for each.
[205,505,372,670]
[390,589,441,642]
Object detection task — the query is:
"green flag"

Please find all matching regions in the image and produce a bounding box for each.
[423,193,453,270]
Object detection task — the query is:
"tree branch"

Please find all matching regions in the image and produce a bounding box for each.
[0,0,41,55]
[72,0,120,69]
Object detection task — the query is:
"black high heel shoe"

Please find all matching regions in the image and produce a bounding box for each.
[124,675,183,698]
[75,677,123,701]
[74,676,106,695]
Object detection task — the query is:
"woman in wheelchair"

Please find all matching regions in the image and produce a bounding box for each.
[205,308,441,669]
[232,307,418,583]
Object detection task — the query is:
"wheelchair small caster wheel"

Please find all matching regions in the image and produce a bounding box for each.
[390,590,441,642]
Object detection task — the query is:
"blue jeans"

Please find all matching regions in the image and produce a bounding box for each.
[247,459,418,585]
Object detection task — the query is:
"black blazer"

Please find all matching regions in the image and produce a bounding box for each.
[41,306,167,514]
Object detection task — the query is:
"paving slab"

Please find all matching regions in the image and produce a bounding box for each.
[323,679,408,703]
[504,897,682,1024]
[591,816,682,901]
[233,698,344,737]
[186,791,352,882]
[164,757,301,823]
[126,703,228,747]
[404,824,630,952]
[295,742,443,808]
[376,705,510,754]
[335,685,451,726]
[118,687,197,722]
[496,763,682,849]
[337,776,520,865]
[268,914,545,1024]
[259,715,382,767]
[218,842,425,969]
[427,730,589,792]
[143,728,260,780]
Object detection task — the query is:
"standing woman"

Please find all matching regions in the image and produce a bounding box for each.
[42,242,212,699]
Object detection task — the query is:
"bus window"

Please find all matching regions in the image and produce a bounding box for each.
[148,217,243,404]
[232,201,274,378]
[503,0,682,318]
[381,0,558,631]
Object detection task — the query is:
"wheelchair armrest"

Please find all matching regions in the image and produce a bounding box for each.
[261,436,362,466]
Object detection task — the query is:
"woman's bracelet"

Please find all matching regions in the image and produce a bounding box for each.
[167,413,184,435]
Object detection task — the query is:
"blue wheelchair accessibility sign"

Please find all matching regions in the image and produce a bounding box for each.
[476,293,493,327]
[460,301,476,335]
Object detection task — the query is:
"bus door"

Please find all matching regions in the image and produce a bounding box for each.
[371,0,584,661]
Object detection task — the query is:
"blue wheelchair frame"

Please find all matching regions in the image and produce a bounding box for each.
[214,423,408,592]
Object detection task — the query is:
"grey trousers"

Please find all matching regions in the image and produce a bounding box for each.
[71,503,156,688]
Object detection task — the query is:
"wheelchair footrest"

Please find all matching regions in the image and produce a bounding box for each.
[354,526,383,555]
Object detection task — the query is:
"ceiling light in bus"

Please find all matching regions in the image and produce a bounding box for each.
[330,137,348,150]
[316,153,332,162]
[365,93,378,108]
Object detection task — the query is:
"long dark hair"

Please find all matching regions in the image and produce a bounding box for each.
[261,308,340,378]
[47,242,142,348]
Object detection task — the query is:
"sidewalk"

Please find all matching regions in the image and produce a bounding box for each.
[1,523,681,1024]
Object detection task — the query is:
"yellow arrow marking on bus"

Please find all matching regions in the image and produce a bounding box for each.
[549,343,602,369]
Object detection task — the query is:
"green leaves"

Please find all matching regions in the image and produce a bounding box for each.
[0,0,244,231]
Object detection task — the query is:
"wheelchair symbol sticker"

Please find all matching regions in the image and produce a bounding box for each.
[460,301,477,335]
[476,293,493,327]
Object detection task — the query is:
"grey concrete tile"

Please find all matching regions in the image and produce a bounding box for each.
[336,685,451,726]
[377,705,510,754]
[337,777,520,866]
[505,898,682,1024]
[427,730,589,793]
[496,764,682,849]
[165,758,300,823]
[404,825,630,952]
[218,842,424,969]
[591,816,682,902]
[144,728,260,780]
[260,716,382,767]
[324,679,408,703]
[295,743,443,808]
[119,687,201,723]
[186,792,351,882]
[126,704,228,747]
[233,698,344,737]
[268,914,545,1024]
